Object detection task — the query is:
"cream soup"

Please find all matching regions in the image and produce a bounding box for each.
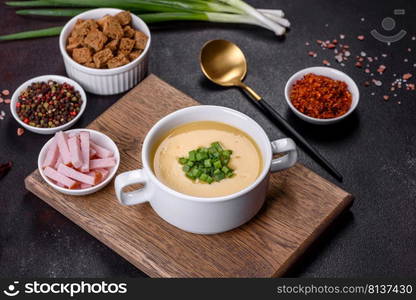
[152,121,263,197]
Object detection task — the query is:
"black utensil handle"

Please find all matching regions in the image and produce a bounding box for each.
[253,98,343,182]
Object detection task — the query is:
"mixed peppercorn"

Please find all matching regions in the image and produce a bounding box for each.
[290,73,352,119]
[16,81,82,128]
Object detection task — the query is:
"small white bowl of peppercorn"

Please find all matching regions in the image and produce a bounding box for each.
[284,67,359,125]
[10,75,87,135]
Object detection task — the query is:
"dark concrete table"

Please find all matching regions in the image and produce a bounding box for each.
[1,0,415,277]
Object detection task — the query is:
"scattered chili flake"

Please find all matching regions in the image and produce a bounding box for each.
[322,59,330,66]
[4,99,11,104]
[383,95,389,101]
[308,51,317,57]
[357,35,365,40]
[289,73,352,119]
[17,127,24,136]
[0,161,12,179]
[355,62,363,68]
[403,73,412,80]
[1,89,10,96]
[377,65,386,74]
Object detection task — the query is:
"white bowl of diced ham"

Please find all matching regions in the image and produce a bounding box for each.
[38,129,120,196]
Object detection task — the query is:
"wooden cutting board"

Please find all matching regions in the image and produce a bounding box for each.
[25,74,353,278]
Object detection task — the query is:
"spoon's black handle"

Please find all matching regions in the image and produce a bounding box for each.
[252,98,343,182]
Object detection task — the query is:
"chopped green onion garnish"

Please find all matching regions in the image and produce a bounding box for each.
[188,150,196,161]
[204,159,212,167]
[178,141,234,184]
[179,157,188,165]
[213,160,222,169]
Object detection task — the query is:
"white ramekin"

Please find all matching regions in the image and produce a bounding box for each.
[285,67,359,125]
[38,129,120,196]
[10,75,87,135]
[59,8,151,95]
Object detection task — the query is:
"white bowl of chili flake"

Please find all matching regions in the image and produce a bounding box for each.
[284,67,359,125]
[11,75,87,135]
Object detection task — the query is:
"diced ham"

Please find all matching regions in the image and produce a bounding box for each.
[68,136,83,169]
[42,138,59,168]
[90,157,116,169]
[80,183,93,189]
[44,166,78,189]
[88,170,103,184]
[56,182,66,188]
[57,163,98,185]
[90,142,113,158]
[54,156,63,169]
[95,168,109,180]
[80,132,90,172]
[90,147,97,158]
[55,131,71,165]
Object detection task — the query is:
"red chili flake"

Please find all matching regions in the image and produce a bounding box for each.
[322,59,331,66]
[308,51,317,57]
[332,39,338,44]
[17,127,24,136]
[0,98,3,104]
[403,73,413,80]
[364,81,370,87]
[4,99,11,104]
[407,83,415,90]
[383,95,389,101]
[355,62,363,68]
[365,68,370,73]
[357,35,365,40]
[0,161,12,179]
[23,118,29,123]
[327,43,336,49]
[316,40,323,45]
[2,90,10,96]
[16,102,21,108]
[289,73,352,119]
[377,65,386,74]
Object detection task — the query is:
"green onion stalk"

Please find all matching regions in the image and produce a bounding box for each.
[1,0,291,41]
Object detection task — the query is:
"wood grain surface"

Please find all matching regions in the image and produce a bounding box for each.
[25,74,353,278]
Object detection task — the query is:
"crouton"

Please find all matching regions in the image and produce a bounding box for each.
[105,39,119,51]
[134,30,148,50]
[115,11,132,26]
[118,38,135,55]
[123,25,135,38]
[83,29,108,52]
[72,47,92,64]
[107,54,129,68]
[93,48,114,68]
[128,50,142,61]
[72,19,98,38]
[102,16,123,40]
[66,36,83,54]
[84,62,96,68]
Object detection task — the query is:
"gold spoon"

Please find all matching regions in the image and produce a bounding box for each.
[200,39,342,181]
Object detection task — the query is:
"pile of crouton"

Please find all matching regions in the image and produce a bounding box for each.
[66,11,148,69]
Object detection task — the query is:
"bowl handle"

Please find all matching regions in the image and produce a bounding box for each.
[270,138,297,172]
[115,169,150,205]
